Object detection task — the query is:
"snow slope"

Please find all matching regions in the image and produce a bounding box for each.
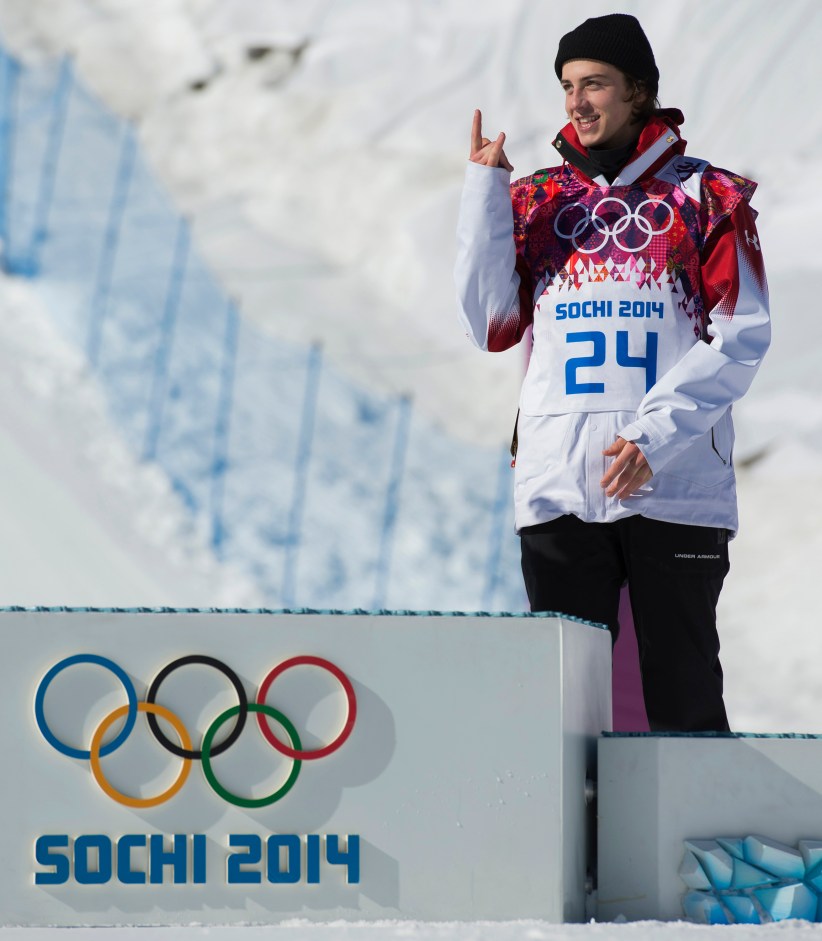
[0,0,817,729]
[1,0,817,441]
[0,273,261,607]
[0,1,817,937]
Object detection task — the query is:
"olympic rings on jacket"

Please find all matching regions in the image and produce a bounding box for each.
[34,654,356,808]
[553,196,674,254]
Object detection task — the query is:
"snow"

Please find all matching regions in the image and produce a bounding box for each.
[0,272,264,606]
[15,920,822,941]
[4,923,822,941]
[0,0,818,935]
[2,0,815,442]
[0,0,813,720]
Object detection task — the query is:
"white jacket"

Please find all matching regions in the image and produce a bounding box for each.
[455,116,770,534]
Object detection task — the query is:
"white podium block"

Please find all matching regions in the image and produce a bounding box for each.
[3,607,610,926]
[598,734,822,923]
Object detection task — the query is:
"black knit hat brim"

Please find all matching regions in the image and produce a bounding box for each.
[555,14,658,85]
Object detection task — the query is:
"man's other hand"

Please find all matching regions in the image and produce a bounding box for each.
[601,437,653,499]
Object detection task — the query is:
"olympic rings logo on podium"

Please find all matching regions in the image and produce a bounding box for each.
[33,654,357,809]
[553,197,674,254]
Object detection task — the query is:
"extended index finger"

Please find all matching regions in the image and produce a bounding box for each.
[471,110,483,156]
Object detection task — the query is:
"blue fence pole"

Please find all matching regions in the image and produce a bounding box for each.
[0,51,21,271]
[210,299,241,557]
[86,125,137,367]
[281,342,323,608]
[27,56,73,274]
[482,445,513,611]
[372,394,413,610]
[142,216,190,462]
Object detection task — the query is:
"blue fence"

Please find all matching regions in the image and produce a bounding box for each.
[0,48,526,611]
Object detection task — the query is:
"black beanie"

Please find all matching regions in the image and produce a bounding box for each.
[554,13,658,86]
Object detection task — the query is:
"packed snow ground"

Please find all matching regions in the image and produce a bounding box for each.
[4,922,822,941]
[0,0,818,936]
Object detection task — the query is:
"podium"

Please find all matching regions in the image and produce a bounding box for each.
[598,733,822,923]
[5,607,610,926]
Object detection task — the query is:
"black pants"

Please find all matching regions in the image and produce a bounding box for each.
[520,514,731,732]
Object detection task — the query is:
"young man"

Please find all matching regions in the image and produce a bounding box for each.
[455,14,770,731]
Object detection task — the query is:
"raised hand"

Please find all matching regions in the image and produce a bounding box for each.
[469,109,514,172]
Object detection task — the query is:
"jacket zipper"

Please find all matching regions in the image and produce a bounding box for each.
[711,428,727,465]
[509,409,519,467]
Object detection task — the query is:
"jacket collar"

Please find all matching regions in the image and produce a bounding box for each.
[551,109,687,187]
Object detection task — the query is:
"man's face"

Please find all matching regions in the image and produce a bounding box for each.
[560,59,642,149]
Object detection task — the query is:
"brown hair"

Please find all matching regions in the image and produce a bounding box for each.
[623,73,660,124]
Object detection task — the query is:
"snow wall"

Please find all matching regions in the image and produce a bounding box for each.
[0,46,524,613]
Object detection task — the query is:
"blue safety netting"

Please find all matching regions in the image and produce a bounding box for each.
[0,48,525,611]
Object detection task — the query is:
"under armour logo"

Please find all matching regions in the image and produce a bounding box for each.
[744,230,761,251]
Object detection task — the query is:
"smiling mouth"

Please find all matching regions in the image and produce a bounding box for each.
[575,115,600,132]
